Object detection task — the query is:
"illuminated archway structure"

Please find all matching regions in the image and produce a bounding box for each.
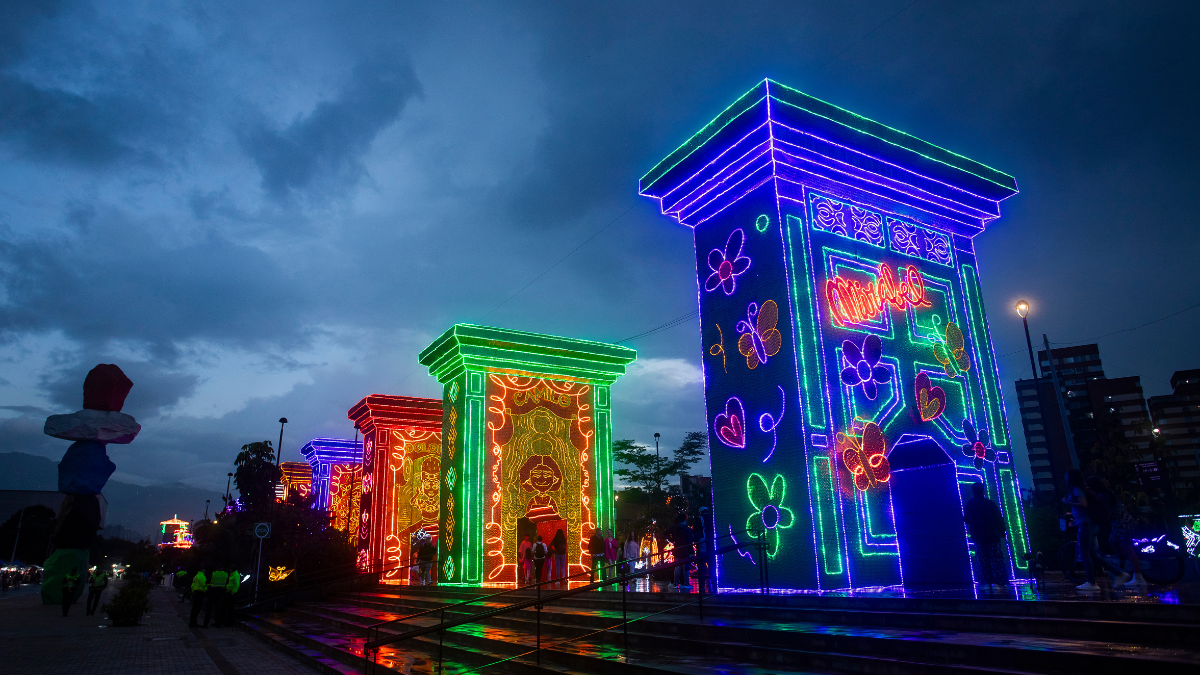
[348,395,443,582]
[419,325,636,586]
[300,438,362,512]
[278,461,313,501]
[639,80,1030,590]
[300,436,363,540]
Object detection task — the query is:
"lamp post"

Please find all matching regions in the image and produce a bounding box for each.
[203,500,210,521]
[276,417,288,465]
[653,433,661,498]
[224,472,233,510]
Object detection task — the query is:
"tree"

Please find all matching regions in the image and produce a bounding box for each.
[613,440,661,495]
[672,431,708,481]
[234,441,281,511]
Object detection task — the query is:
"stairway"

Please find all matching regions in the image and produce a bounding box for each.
[242,584,1200,675]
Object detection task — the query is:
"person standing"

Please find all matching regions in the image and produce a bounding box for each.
[204,567,228,628]
[518,535,533,586]
[1064,469,1130,591]
[188,567,208,627]
[2,570,9,594]
[222,567,240,626]
[85,567,108,616]
[532,535,548,585]
[61,567,81,617]
[588,529,607,584]
[551,529,568,588]
[668,514,694,590]
[963,482,1009,587]
[418,539,435,585]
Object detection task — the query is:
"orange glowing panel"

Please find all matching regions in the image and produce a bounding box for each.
[348,394,443,582]
[483,376,598,585]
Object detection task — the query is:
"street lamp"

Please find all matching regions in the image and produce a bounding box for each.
[653,433,661,497]
[1015,300,1036,381]
[203,500,210,520]
[276,417,288,465]
[224,472,233,510]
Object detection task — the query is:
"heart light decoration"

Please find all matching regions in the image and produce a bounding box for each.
[914,372,947,422]
[714,397,746,449]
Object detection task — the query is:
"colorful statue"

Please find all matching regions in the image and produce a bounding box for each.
[41,364,139,605]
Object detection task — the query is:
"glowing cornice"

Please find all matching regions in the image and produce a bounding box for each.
[418,324,637,384]
[347,394,443,434]
[300,437,363,465]
[640,79,1018,230]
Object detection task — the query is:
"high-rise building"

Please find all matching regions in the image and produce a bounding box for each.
[1148,369,1200,490]
[1015,344,1105,497]
[1014,344,1154,502]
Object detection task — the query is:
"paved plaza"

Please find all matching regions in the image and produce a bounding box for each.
[0,581,318,675]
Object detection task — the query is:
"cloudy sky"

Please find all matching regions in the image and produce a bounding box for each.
[1,1,1197,493]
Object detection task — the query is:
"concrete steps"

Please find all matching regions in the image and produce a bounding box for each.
[239,585,1200,675]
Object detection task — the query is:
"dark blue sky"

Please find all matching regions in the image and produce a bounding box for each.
[1,1,1196,492]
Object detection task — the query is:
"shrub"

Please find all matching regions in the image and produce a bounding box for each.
[102,579,152,627]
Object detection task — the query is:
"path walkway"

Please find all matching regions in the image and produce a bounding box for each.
[0,581,321,675]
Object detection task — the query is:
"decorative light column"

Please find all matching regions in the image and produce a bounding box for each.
[347,395,443,581]
[419,324,636,587]
[639,79,1029,590]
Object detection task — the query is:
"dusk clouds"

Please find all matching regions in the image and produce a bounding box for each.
[0,1,1197,499]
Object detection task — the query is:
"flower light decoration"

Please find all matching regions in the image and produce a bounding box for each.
[840,334,891,400]
[705,228,751,295]
[745,473,794,558]
[961,420,995,469]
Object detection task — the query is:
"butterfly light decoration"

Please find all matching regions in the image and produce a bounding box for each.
[737,299,782,370]
[836,418,890,491]
[931,315,971,378]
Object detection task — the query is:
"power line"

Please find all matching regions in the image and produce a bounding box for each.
[820,0,921,69]
[1050,298,1200,347]
[617,310,699,344]
[481,204,637,320]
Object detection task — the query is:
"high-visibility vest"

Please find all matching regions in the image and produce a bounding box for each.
[225,572,240,593]
[90,571,106,588]
[210,570,229,588]
[191,571,208,592]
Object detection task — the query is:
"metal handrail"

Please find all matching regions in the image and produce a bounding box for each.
[460,588,710,674]
[363,529,735,650]
[363,531,768,673]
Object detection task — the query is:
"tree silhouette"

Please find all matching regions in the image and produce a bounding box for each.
[234,440,281,511]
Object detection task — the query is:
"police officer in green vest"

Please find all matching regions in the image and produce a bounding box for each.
[204,566,228,628]
[86,567,108,616]
[221,566,240,626]
[188,567,209,627]
[62,567,80,617]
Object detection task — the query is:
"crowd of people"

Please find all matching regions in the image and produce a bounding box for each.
[179,565,242,628]
[513,507,715,591]
[0,566,40,593]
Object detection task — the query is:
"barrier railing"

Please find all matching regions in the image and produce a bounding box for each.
[362,529,769,674]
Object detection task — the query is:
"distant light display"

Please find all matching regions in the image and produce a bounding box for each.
[158,516,192,549]
[278,461,312,501]
[639,79,1029,590]
[301,437,363,545]
[419,324,635,586]
[348,395,443,581]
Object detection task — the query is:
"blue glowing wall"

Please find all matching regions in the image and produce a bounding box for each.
[640,80,1030,590]
[301,437,362,511]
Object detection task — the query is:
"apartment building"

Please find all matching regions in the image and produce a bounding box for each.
[1148,369,1200,490]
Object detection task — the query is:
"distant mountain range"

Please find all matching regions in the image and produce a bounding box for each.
[0,452,224,541]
